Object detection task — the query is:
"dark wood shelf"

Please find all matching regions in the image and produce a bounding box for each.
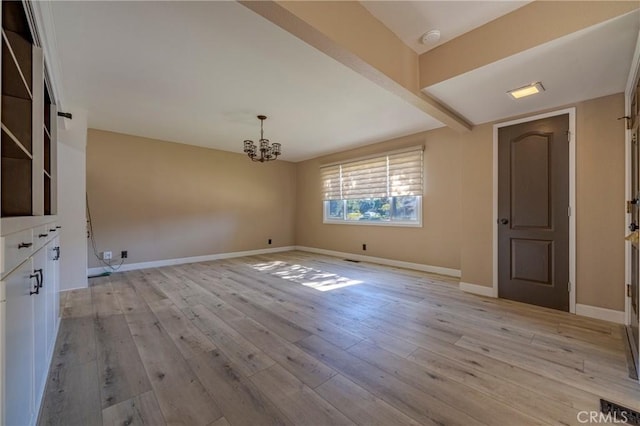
[2,94,32,153]
[44,86,51,134]
[2,1,32,43]
[44,131,50,174]
[43,173,51,215]
[2,30,31,99]
[1,127,31,160]
[1,156,31,216]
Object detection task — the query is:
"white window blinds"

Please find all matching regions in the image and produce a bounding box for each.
[320,147,423,200]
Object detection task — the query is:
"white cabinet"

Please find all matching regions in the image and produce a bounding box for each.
[45,237,59,358]
[4,258,36,426]
[0,1,61,423]
[32,247,47,412]
[1,229,60,426]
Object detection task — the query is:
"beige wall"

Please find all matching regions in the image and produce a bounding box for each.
[86,129,296,268]
[575,94,626,310]
[87,95,625,311]
[297,93,626,311]
[295,129,462,270]
[460,94,626,311]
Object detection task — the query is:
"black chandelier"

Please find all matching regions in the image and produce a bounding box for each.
[243,115,281,162]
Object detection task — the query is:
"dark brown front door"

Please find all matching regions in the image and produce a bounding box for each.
[498,114,570,311]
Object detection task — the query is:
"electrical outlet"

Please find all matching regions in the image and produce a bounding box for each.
[103,251,112,260]
[268,239,272,245]
[362,244,367,251]
[121,250,128,259]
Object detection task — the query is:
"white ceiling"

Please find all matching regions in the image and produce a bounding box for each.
[424,11,640,125]
[50,1,443,162]
[361,1,530,54]
[50,1,639,159]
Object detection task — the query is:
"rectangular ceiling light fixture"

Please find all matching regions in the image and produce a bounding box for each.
[508,82,545,99]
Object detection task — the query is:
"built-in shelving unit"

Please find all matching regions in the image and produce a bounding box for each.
[0,1,61,425]
[1,1,34,217]
[1,0,54,220]
[44,85,52,215]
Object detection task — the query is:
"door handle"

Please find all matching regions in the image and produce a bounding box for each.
[498,218,509,225]
[630,222,639,232]
[54,246,60,260]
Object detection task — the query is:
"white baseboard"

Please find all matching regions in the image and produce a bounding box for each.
[87,246,297,276]
[459,281,497,298]
[60,284,89,291]
[575,303,625,324]
[294,246,461,277]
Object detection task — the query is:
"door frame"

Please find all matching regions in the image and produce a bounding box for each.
[492,108,576,313]
[625,30,640,327]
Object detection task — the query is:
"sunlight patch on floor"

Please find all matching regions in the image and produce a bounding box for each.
[251,261,363,291]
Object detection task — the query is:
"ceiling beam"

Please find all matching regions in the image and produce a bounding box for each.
[240,1,472,132]
[419,1,640,89]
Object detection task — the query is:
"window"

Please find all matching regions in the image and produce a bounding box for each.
[321,147,423,226]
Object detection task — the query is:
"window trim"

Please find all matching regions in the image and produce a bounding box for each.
[322,196,423,228]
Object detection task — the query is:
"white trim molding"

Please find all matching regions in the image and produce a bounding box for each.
[460,282,498,298]
[575,304,625,325]
[493,108,577,313]
[87,246,296,275]
[295,246,461,277]
[624,28,640,328]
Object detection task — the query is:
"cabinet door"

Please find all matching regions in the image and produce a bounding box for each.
[32,247,47,407]
[5,258,35,426]
[45,237,59,357]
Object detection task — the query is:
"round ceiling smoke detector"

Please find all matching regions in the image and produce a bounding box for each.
[421,30,441,44]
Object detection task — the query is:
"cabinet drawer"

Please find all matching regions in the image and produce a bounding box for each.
[33,223,58,251]
[1,228,33,277]
[34,225,50,252]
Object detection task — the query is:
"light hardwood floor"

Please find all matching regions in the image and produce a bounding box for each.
[38,251,639,426]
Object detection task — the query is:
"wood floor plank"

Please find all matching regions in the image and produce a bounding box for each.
[94,314,151,409]
[126,310,223,425]
[38,360,102,426]
[186,304,275,376]
[250,363,355,425]
[63,288,93,318]
[184,270,312,343]
[456,335,640,409]
[227,315,337,388]
[101,390,166,426]
[408,332,602,411]
[407,347,583,425]
[347,340,545,425]
[185,349,292,426]
[91,281,122,317]
[40,251,637,426]
[208,417,230,426]
[50,317,96,366]
[150,302,218,361]
[315,374,422,426]
[111,276,153,315]
[296,334,485,426]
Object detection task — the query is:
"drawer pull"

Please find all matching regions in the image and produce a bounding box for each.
[18,242,33,249]
[38,233,48,238]
[49,228,56,232]
[56,226,61,229]
[35,269,43,288]
[29,273,40,295]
